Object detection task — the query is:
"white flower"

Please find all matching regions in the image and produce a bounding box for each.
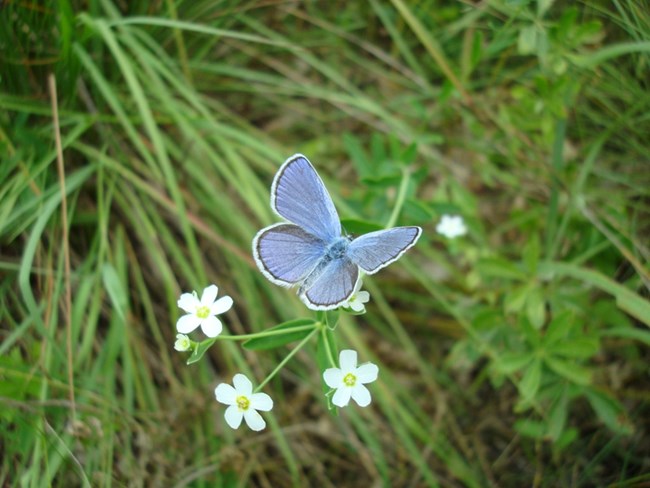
[176,284,233,338]
[343,280,370,313]
[214,374,273,431]
[174,334,192,351]
[436,214,467,239]
[323,350,379,408]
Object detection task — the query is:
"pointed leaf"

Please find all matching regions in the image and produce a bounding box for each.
[493,352,533,375]
[599,327,650,346]
[504,284,529,314]
[476,258,527,281]
[526,287,546,329]
[102,263,127,321]
[514,419,545,439]
[523,234,540,274]
[550,338,599,359]
[187,338,216,365]
[519,358,542,401]
[547,388,569,441]
[544,310,576,344]
[585,389,633,435]
[545,357,591,385]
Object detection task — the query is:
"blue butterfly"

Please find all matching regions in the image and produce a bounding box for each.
[252,154,422,310]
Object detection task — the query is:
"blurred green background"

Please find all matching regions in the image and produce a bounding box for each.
[1,0,649,486]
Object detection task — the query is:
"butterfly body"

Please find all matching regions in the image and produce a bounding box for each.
[253,154,422,310]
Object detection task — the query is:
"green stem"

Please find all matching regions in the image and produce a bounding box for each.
[255,327,319,392]
[214,324,317,342]
[385,167,411,229]
[321,326,338,368]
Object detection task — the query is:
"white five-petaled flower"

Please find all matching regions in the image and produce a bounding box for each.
[323,350,379,408]
[174,334,192,352]
[176,285,233,338]
[436,214,467,239]
[343,281,370,313]
[215,374,273,431]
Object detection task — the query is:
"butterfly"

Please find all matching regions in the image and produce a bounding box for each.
[252,154,422,310]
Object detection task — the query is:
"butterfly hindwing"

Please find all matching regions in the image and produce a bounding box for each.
[252,223,326,287]
[347,227,422,274]
[271,154,341,242]
[300,257,359,311]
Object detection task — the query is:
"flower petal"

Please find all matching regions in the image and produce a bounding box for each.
[176,314,201,334]
[351,384,372,407]
[174,334,191,351]
[356,363,379,384]
[357,291,370,304]
[215,383,238,405]
[201,285,219,306]
[211,295,233,315]
[339,349,357,371]
[332,386,352,408]
[323,368,343,388]
[350,301,364,313]
[200,315,223,338]
[243,409,266,431]
[224,405,243,429]
[250,392,273,412]
[232,373,253,396]
[177,293,199,313]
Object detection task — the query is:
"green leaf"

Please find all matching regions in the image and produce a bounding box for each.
[554,427,578,451]
[472,309,503,331]
[399,142,418,166]
[476,257,527,281]
[519,315,542,348]
[549,338,599,359]
[519,358,542,401]
[340,218,384,235]
[343,132,371,178]
[537,0,555,17]
[544,310,576,344]
[187,338,216,365]
[525,287,546,329]
[361,173,402,188]
[518,26,538,55]
[242,319,316,351]
[403,199,435,223]
[523,235,540,274]
[599,327,650,347]
[504,284,529,314]
[102,263,127,321]
[514,418,545,439]
[493,352,533,375]
[538,262,650,328]
[547,388,569,441]
[545,357,591,385]
[585,389,633,435]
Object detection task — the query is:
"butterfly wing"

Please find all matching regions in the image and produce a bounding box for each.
[253,223,326,287]
[347,227,422,274]
[300,257,359,311]
[271,154,341,242]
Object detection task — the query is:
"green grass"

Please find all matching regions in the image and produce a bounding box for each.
[1,0,649,486]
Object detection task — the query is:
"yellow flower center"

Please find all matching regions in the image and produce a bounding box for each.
[196,305,210,319]
[236,395,250,411]
[343,373,357,387]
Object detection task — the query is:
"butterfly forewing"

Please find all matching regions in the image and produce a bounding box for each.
[301,257,359,310]
[347,227,422,274]
[253,223,326,287]
[271,154,341,242]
